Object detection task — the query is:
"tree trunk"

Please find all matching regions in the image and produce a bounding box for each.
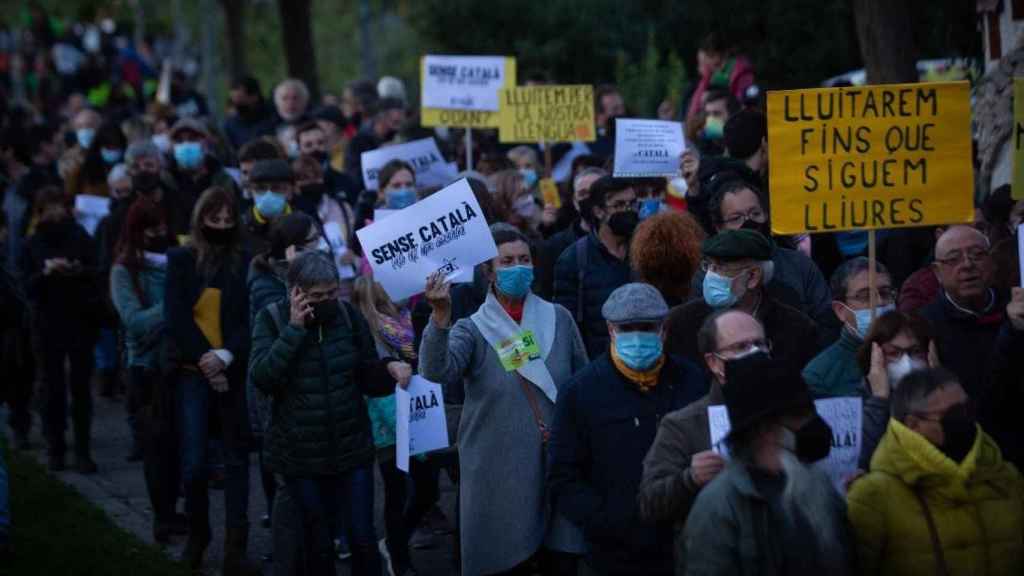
[220,0,248,79]
[276,0,320,101]
[851,0,919,84]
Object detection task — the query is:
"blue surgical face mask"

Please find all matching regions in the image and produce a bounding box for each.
[76,128,95,149]
[100,147,123,164]
[703,269,745,309]
[386,187,417,210]
[173,141,204,170]
[614,331,664,371]
[495,265,534,299]
[255,191,287,218]
[638,198,662,220]
[847,303,896,339]
[519,168,538,189]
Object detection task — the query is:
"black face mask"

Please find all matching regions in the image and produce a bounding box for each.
[133,171,162,195]
[939,402,977,463]
[145,236,172,254]
[740,218,770,237]
[607,210,639,238]
[310,299,341,325]
[203,226,235,246]
[310,150,329,164]
[793,415,833,463]
[300,183,326,199]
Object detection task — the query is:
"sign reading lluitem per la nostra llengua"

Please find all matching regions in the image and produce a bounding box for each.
[767,81,973,235]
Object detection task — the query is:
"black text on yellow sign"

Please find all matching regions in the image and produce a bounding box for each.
[498,85,595,144]
[767,81,973,235]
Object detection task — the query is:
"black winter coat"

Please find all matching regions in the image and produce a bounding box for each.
[250,300,395,476]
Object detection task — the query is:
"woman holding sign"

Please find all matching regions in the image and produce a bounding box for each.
[420,225,588,575]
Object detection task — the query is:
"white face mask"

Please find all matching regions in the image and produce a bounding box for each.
[886,354,926,388]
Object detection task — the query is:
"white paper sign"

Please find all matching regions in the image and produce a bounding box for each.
[74,194,111,236]
[613,118,686,178]
[422,55,508,111]
[708,397,862,494]
[361,137,458,191]
[395,376,450,472]
[322,222,356,279]
[356,178,497,301]
[373,209,397,222]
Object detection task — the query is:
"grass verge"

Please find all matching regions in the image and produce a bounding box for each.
[1,440,185,576]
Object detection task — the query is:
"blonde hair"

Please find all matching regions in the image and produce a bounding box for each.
[351,276,401,338]
[507,145,540,172]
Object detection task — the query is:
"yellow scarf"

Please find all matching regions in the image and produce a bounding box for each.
[610,346,665,393]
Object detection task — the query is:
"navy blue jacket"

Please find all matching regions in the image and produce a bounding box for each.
[552,233,632,358]
[548,353,708,575]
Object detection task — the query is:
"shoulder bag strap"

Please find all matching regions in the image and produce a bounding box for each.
[517,374,550,445]
[912,490,951,576]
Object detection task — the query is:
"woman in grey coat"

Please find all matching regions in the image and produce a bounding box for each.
[419,225,587,575]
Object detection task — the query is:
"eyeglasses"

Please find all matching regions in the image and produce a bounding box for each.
[845,288,896,307]
[881,343,926,362]
[605,198,639,212]
[934,249,989,268]
[700,259,755,278]
[721,209,767,228]
[715,338,772,356]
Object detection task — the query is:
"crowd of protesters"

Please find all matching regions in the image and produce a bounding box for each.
[2,9,1024,576]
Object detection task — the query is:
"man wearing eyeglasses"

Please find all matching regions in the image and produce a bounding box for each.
[664,229,820,379]
[847,368,1024,576]
[803,257,894,398]
[637,309,768,569]
[920,225,1024,466]
[694,179,839,343]
[553,176,637,358]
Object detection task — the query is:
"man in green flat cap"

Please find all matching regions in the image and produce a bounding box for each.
[663,229,822,377]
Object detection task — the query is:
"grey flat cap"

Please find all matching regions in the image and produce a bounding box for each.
[249,159,294,183]
[602,282,669,324]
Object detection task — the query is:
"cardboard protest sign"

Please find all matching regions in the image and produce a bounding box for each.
[396,376,450,472]
[708,397,862,494]
[1013,78,1024,201]
[355,178,497,301]
[613,118,685,177]
[497,85,595,144]
[361,137,458,191]
[767,82,973,234]
[74,194,110,236]
[421,56,516,128]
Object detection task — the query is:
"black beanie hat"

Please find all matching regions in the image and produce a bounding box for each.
[724,109,767,161]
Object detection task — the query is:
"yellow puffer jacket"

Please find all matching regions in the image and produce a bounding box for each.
[847,419,1024,576]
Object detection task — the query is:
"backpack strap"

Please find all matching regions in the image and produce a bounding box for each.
[575,237,589,326]
[267,301,287,334]
[912,490,951,576]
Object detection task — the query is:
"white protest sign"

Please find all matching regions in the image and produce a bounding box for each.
[322,222,356,279]
[74,194,111,236]
[373,209,397,222]
[396,376,450,472]
[708,397,862,494]
[361,137,458,191]
[613,118,686,178]
[422,55,508,112]
[356,178,497,301]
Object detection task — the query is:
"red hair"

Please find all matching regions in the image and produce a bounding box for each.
[115,197,167,271]
[630,211,706,301]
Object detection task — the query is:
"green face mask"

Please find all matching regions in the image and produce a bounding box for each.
[704,117,724,140]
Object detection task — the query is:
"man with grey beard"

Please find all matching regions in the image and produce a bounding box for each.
[682,351,855,575]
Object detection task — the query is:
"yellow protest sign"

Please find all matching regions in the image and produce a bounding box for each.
[767,81,973,235]
[420,56,516,128]
[497,85,595,144]
[539,178,561,208]
[1013,78,1024,200]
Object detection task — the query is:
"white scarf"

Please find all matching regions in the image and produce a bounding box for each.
[471,290,558,402]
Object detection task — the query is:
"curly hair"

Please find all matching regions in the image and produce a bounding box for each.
[629,211,706,302]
